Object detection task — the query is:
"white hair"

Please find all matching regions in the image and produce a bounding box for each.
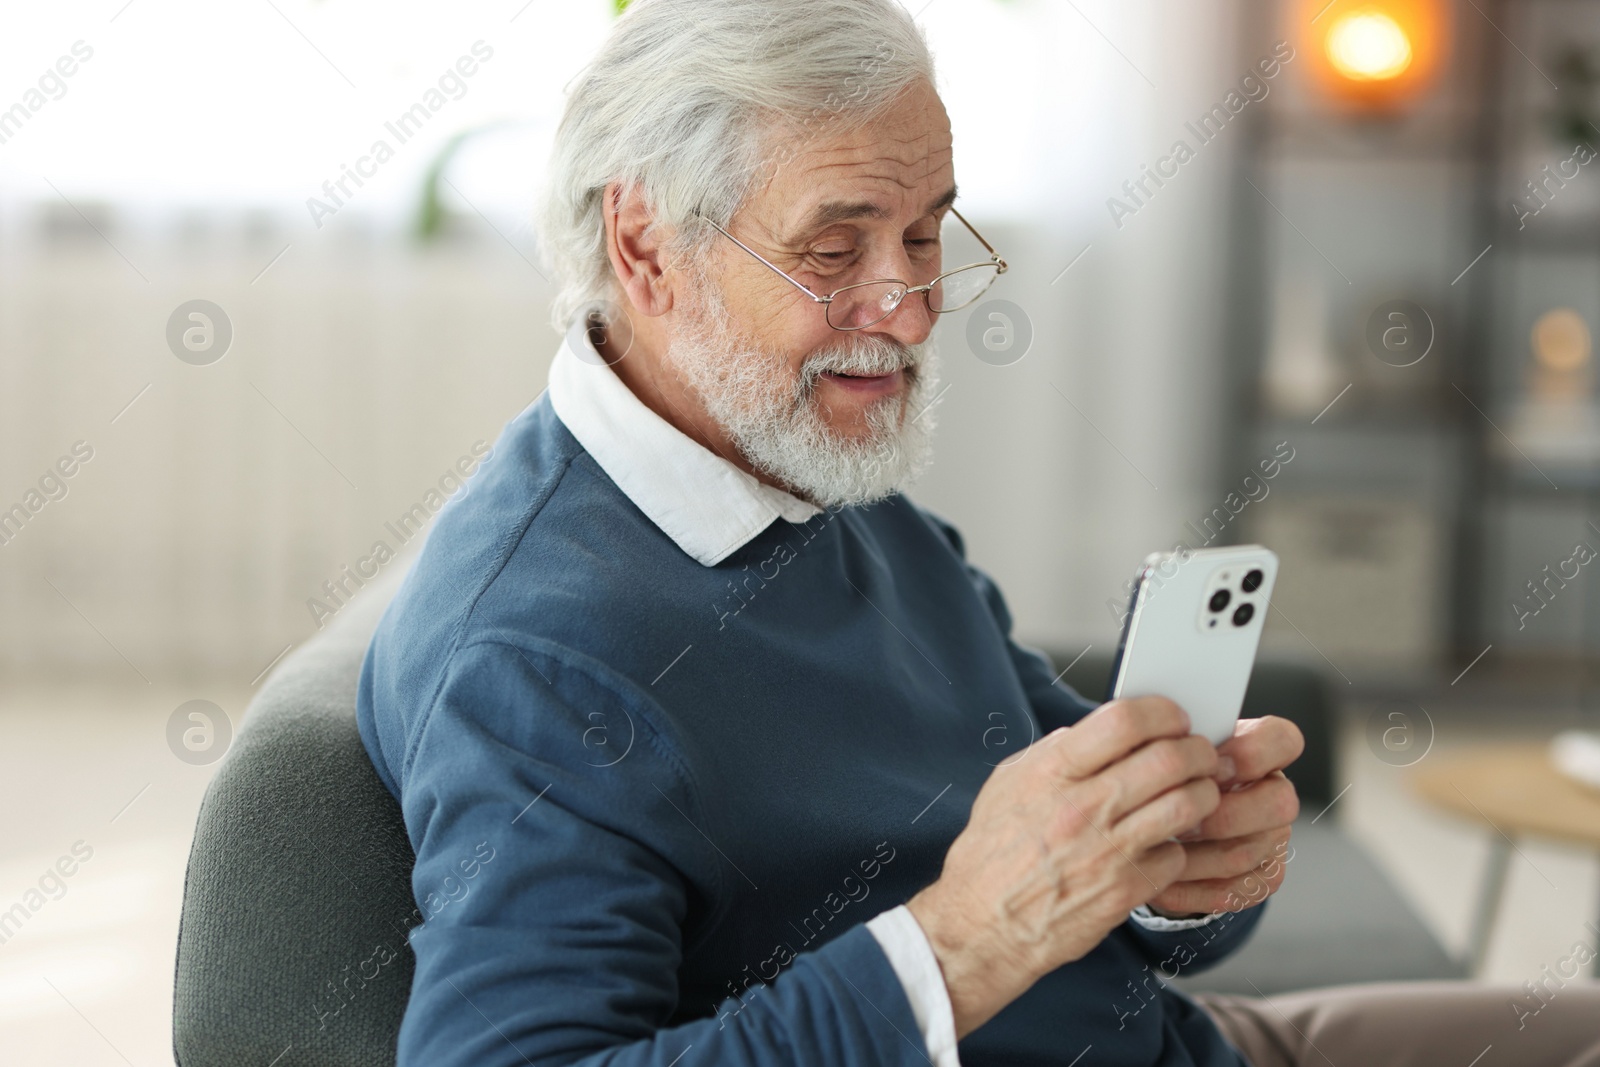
[535,0,937,334]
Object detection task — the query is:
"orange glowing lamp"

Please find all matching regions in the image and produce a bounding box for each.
[1303,0,1445,109]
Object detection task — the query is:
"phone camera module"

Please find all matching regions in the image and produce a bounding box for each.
[1241,568,1264,593]
[1231,602,1255,627]
[1208,589,1231,613]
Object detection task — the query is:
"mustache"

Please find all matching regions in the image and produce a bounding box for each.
[799,336,922,390]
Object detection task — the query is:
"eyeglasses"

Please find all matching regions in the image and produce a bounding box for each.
[692,205,1008,331]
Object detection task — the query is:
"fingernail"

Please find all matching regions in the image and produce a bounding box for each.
[1176,826,1203,842]
[1216,756,1237,782]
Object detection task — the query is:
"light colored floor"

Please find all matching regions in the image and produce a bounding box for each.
[1337,694,1600,984]
[0,681,1596,1066]
[0,679,251,1067]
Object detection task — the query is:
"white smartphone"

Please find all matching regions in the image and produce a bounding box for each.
[1106,544,1279,745]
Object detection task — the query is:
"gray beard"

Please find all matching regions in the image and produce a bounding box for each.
[665,283,942,509]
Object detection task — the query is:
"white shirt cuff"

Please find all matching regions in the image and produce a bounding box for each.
[866,905,961,1067]
[1129,904,1223,931]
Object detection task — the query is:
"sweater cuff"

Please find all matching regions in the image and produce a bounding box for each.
[1129,904,1225,931]
[866,905,961,1067]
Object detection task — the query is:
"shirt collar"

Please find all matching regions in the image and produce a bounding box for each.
[547,312,823,567]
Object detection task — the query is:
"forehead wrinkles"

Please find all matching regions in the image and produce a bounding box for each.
[803,123,953,190]
[742,91,951,203]
[757,141,955,242]
[808,150,952,196]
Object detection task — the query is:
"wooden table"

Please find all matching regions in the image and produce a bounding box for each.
[1411,743,1600,976]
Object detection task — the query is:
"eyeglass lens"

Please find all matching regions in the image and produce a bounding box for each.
[824,263,1000,330]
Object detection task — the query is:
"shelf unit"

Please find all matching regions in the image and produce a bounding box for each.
[1222,0,1600,694]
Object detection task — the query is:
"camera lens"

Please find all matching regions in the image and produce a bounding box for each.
[1208,589,1231,613]
[1241,568,1264,593]
[1232,602,1255,627]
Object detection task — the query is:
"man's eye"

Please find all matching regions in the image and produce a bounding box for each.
[811,250,852,261]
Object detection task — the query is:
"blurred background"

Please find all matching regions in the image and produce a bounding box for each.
[5,0,1600,1063]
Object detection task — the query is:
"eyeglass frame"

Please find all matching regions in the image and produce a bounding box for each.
[690,204,1009,332]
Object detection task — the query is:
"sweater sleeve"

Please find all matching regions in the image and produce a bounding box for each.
[392,639,931,1067]
[866,906,961,1067]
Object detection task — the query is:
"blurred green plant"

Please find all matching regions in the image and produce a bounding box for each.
[415,120,529,241]
[414,0,628,238]
[414,127,481,241]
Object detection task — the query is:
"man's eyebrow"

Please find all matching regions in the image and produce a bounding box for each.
[925,185,959,217]
[782,184,959,244]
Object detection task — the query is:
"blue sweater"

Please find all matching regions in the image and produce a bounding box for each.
[356,392,1262,1067]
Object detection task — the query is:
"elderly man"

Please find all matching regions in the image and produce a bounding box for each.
[357,1,1600,1065]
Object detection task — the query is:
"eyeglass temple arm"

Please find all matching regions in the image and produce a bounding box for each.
[949,206,1008,273]
[693,211,831,304]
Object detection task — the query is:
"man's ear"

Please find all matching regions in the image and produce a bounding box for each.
[602,180,674,318]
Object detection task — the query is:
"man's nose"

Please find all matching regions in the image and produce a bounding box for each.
[862,287,935,348]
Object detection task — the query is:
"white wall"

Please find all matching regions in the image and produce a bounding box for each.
[0,0,1246,680]
[915,0,1245,654]
[0,221,554,681]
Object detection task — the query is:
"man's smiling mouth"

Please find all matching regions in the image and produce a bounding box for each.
[820,368,905,394]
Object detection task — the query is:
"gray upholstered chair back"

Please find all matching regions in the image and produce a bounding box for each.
[173,566,415,1067]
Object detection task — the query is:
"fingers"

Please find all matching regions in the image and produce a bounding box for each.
[1146,851,1289,916]
[1166,827,1286,882]
[1089,735,1219,823]
[1217,716,1304,785]
[1128,839,1188,896]
[1111,776,1221,851]
[1150,821,1295,916]
[1189,771,1298,841]
[1050,697,1191,779]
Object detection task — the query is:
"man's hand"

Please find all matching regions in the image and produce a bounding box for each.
[1145,715,1303,919]
[906,696,1222,1039]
